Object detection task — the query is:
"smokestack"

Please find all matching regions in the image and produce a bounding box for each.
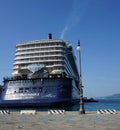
[48,33,52,39]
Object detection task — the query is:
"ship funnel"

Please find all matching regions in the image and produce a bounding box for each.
[48,33,52,39]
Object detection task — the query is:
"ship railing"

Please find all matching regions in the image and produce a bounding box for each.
[3,73,76,82]
[3,75,27,81]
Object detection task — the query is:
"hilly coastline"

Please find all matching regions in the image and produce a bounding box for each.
[103,93,120,99]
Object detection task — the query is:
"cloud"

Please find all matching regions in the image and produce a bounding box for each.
[60,25,69,40]
[60,0,89,39]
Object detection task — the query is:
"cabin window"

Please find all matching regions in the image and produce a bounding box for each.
[32,87,37,92]
[19,88,23,93]
[25,88,30,93]
[39,87,43,92]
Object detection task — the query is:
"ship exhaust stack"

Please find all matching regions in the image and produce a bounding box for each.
[48,33,52,39]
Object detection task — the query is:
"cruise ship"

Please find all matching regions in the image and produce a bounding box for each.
[0,34,80,107]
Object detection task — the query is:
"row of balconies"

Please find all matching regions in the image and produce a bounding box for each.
[13,61,64,69]
[16,44,65,51]
[15,49,64,56]
[14,56,64,62]
[64,60,74,77]
[16,40,65,47]
[13,59,64,65]
[12,64,65,74]
[15,54,64,60]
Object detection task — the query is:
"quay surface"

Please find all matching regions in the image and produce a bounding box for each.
[0,111,120,130]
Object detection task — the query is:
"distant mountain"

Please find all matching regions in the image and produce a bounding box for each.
[104,93,120,99]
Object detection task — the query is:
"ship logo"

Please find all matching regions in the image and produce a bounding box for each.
[28,64,45,74]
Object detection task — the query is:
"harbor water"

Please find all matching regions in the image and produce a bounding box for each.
[76,99,120,111]
[2,99,120,112]
[49,99,120,111]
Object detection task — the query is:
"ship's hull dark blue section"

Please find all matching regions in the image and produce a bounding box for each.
[0,98,78,108]
[0,77,79,107]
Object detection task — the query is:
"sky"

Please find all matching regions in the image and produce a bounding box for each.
[0,0,120,98]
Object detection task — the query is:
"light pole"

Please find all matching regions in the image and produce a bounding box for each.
[77,40,85,114]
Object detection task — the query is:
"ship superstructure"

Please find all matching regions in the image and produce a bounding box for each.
[13,34,78,79]
[0,34,80,107]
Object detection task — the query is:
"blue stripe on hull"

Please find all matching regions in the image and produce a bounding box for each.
[0,98,77,107]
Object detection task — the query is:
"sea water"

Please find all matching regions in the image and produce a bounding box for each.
[48,99,120,111]
[6,99,120,112]
[73,99,120,111]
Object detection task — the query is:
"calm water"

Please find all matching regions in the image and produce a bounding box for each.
[6,99,120,112]
[48,99,120,111]
[80,99,120,111]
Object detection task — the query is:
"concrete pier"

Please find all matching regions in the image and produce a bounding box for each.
[0,111,120,130]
